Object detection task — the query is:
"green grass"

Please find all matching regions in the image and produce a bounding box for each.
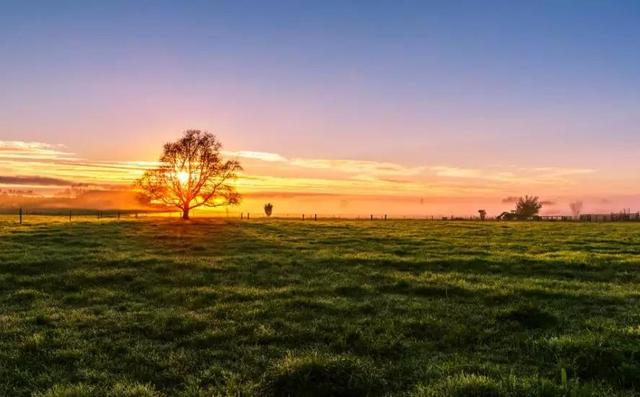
[1,218,639,396]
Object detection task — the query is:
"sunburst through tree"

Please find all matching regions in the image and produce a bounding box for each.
[136,130,242,219]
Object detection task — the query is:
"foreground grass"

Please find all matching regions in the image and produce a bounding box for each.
[0,218,639,396]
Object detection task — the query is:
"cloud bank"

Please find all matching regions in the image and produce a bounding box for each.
[0,139,631,215]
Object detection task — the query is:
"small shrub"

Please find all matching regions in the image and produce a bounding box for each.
[264,203,273,217]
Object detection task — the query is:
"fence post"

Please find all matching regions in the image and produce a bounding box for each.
[69,209,72,222]
[19,207,23,224]
[384,214,387,221]
[247,213,250,220]
[302,214,305,220]
[314,214,317,221]
[241,212,244,220]
[370,214,373,221]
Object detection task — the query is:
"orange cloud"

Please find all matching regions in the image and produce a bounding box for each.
[0,139,632,216]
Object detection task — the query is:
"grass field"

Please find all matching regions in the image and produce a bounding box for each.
[1,218,639,396]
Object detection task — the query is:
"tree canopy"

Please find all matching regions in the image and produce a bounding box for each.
[264,203,273,217]
[136,130,242,219]
[515,195,542,220]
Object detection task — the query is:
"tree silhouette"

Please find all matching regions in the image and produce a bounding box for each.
[136,130,242,220]
[569,201,583,219]
[515,195,542,220]
[478,209,487,221]
[264,203,273,217]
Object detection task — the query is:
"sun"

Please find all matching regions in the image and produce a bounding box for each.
[177,171,189,185]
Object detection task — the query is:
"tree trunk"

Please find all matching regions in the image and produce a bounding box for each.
[182,208,190,220]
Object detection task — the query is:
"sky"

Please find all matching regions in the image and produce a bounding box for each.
[1,0,639,216]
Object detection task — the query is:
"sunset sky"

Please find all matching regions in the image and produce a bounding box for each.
[1,1,639,216]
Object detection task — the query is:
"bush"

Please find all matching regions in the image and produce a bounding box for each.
[264,203,274,217]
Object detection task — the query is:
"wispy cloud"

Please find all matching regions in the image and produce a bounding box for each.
[226,150,424,177]
[224,150,287,163]
[0,140,603,206]
[0,175,78,186]
[0,141,75,160]
[430,165,594,186]
[0,140,152,188]
[289,158,424,176]
[502,196,519,204]
[431,166,485,179]
[528,167,595,182]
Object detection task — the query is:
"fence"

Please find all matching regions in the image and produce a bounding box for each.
[4,208,477,223]
[579,213,640,222]
[3,208,640,224]
[2,208,171,224]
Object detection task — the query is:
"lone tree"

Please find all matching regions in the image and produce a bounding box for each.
[264,203,273,217]
[569,201,583,219]
[515,195,542,220]
[478,209,487,221]
[136,130,242,220]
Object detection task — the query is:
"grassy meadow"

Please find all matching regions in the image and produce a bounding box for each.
[0,217,639,396]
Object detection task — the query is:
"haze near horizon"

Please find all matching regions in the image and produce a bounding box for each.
[1,1,639,216]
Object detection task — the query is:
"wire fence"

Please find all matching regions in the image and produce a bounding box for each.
[2,207,640,224]
[1,208,169,224]
[2,208,479,224]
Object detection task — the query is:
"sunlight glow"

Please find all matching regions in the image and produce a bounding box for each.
[177,171,189,185]
[0,139,636,217]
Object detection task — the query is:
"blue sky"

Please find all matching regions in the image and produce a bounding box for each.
[1,1,639,214]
